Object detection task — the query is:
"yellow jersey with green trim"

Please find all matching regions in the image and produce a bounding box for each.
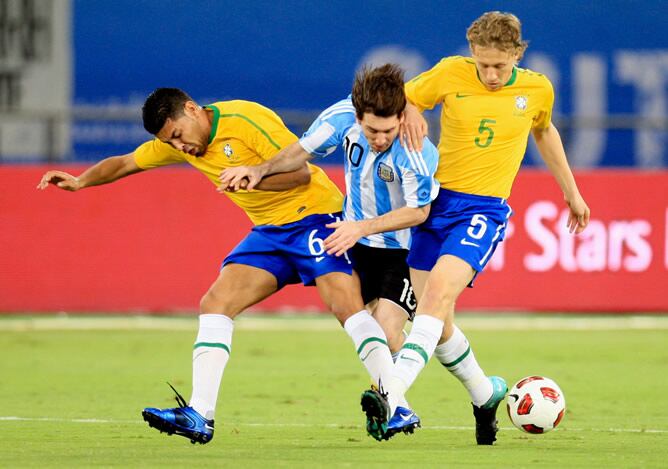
[405,56,554,199]
[133,100,343,226]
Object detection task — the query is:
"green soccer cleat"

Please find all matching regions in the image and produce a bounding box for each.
[360,384,391,441]
[472,376,508,445]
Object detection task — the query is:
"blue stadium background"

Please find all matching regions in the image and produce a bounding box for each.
[72,0,667,166]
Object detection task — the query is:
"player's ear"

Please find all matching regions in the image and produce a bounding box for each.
[184,100,199,115]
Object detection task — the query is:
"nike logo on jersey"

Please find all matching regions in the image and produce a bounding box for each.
[456,92,472,98]
[460,238,480,247]
[315,256,325,263]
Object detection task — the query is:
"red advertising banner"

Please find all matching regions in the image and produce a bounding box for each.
[458,170,667,311]
[1,166,666,313]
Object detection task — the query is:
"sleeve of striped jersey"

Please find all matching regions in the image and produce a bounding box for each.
[133,139,186,169]
[300,99,356,157]
[398,143,439,208]
[405,58,449,111]
[299,120,340,157]
[532,77,555,130]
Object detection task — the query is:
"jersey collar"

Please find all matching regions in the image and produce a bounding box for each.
[505,66,518,86]
[475,66,518,88]
[204,105,220,144]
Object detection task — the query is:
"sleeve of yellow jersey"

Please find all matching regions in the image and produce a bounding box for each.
[532,76,555,130]
[241,103,298,161]
[405,57,452,112]
[133,139,186,169]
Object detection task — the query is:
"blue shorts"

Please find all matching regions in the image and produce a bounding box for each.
[223,213,353,288]
[407,188,513,281]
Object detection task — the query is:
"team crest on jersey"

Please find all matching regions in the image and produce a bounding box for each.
[223,144,234,158]
[377,163,394,182]
[515,95,528,111]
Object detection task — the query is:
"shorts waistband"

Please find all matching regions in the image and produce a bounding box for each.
[254,212,342,230]
[439,188,507,205]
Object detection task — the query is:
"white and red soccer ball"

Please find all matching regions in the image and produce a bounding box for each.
[506,376,566,434]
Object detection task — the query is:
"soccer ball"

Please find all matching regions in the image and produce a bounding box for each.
[506,376,566,434]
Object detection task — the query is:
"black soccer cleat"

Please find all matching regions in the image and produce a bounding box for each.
[360,384,391,441]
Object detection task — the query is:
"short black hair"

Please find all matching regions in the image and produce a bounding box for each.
[142,88,194,134]
[351,64,406,119]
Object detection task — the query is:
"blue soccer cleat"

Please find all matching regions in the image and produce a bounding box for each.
[384,405,421,439]
[472,376,508,445]
[360,384,391,441]
[142,383,214,445]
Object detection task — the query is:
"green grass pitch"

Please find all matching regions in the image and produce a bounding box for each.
[1,314,667,467]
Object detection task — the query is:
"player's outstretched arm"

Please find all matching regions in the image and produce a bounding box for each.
[532,123,590,234]
[218,141,313,192]
[399,102,429,152]
[37,153,143,192]
[323,205,431,256]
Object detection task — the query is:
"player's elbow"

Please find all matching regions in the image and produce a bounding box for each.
[414,204,431,224]
[294,164,311,187]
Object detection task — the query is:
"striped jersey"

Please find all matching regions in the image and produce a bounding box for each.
[406,56,554,199]
[133,100,344,226]
[299,97,439,249]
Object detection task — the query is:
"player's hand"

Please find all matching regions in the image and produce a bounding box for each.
[218,165,265,192]
[220,177,250,192]
[36,170,82,191]
[565,193,590,234]
[324,220,366,256]
[399,103,428,152]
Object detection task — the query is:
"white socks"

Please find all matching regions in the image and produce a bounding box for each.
[189,314,234,420]
[343,310,394,389]
[433,325,493,407]
[387,314,444,412]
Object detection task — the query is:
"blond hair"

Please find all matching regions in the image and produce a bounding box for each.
[466,11,528,60]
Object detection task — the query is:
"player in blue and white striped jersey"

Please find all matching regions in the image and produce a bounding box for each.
[300,95,439,252]
[219,64,439,440]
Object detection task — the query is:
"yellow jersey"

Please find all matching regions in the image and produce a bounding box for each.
[133,100,344,226]
[405,56,554,199]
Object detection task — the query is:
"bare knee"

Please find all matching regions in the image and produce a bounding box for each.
[419,287,457,315]
[328,299,360,325]
[200,289,235,317]
[316,273,364,325]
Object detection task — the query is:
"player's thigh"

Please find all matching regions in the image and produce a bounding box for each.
[200,263,278,317]
[371,299,409,353]
[409,267,430,303]
[353,244,415,315]
[417,254,475,322]
[314,271,365,323]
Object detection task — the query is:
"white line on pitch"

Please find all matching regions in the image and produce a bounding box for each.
[2,315,668,331]
[1,417,666,433]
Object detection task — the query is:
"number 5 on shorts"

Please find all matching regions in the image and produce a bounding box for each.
[467,214,488,240]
